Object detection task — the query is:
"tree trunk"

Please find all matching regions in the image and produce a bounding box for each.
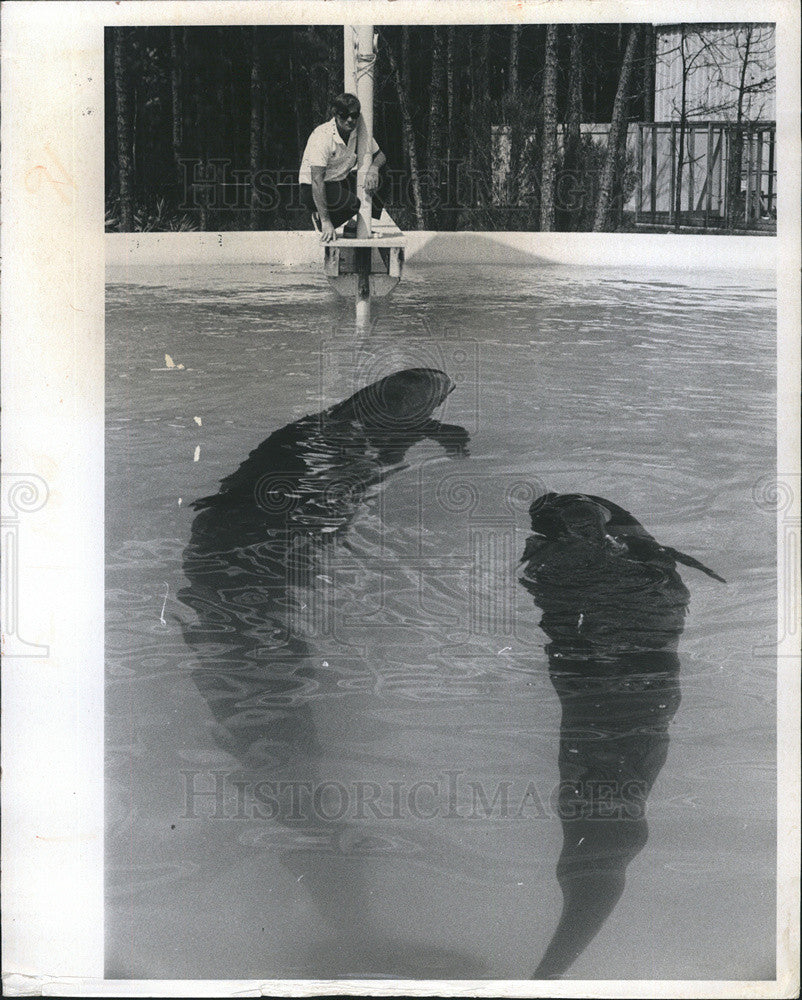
[468,31,478,177]
[470,27,491,206]
[401,27,412,178]
[427,28,447,226]
[565,26,583,160]
[249,27,264,230]
[446,26,456,165]
[642,26,655,121]
[481,26,490,89]
[383,31,426,229]
[289,35,304,167]
[673,28,688,227]
[564,25,583,229]
[506,24,522,206]
[539,26,559,230]
[327,27,340,112]
[113,27,134,231]
[727,27,753,228]
[169,28,183,172]
[508,24,520,101]
[592,26,639,232]
[401,27,411,97]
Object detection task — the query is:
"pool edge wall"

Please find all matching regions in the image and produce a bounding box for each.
[105,231,777,273]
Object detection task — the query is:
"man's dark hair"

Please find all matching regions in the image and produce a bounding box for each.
[332,92,361,117]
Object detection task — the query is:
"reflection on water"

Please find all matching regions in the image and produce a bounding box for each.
[179,369,485,978]
[519,492,724,978]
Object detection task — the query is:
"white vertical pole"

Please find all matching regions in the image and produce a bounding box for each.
[355,270,371,330]
[353,25,375,329]
[354,25,375,239]
[343,25,357,94]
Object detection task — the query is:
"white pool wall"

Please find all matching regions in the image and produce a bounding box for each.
[105,231,776,272]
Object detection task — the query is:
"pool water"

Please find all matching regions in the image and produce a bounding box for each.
[105,261,776,980]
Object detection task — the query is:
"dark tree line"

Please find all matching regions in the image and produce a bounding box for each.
[106,24,655,233]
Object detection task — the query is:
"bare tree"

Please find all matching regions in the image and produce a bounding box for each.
[446,26,456,165]
[113,28,134,231]
[673,27,691,222]
[654,24,775,227]
[666,26,730,223]
[562,25,583,229]
[469,26,491,197]
[540,25,559,230]
[593,26,640,232]
[382,30,426,229]
[169,28,183,172]
[642,26,655,121]
[506,25,524,207]
[249,28,265,231]
[724,25,775,225]
[565,26,583,165]
[508,24,521,100]
[427,27,447,226]
[400,27,412,179]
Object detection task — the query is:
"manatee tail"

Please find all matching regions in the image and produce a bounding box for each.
[533,869,628,979]
[664,546,726,583]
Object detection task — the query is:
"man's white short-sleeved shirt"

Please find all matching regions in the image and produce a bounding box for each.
[298,117,379,184]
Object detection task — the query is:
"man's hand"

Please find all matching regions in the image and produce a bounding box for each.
[320,219,336,243]
[363,166,380,195]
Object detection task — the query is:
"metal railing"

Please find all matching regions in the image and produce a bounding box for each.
[634,121,776,231]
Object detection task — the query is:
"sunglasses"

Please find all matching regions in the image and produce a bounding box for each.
[336,110,360,121]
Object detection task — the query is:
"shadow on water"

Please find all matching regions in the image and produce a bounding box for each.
[519,493,725,979]
[179,368,487,978]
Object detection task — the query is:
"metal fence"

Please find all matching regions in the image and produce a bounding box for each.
[634,122,776,232]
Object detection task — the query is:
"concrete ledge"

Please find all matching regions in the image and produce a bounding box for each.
[105,230,776,272]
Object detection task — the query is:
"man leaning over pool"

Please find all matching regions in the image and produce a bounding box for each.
[298,92,387,244]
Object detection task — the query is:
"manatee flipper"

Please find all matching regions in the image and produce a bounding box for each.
[622,535,725,583]
[584,497,725,582]
[419,419,471,457]
[519,534,545,565]
[662,545,726,583]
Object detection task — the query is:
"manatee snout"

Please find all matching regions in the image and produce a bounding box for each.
[334,368,455,430]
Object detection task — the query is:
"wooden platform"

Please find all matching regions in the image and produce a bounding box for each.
[323,212,406,297]
[328,234,406,248]
[329,213,406,248]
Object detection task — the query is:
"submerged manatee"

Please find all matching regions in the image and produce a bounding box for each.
[180,367,469,757]
[182,367,467,611]
[524,492,725,586]
[190,368,465,528]
[520,492,724,979]
[177,369,483,978]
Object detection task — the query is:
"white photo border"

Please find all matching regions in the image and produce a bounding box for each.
[1,1,799,996]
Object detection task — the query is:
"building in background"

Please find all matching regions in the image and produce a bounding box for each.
[636,23,776,231]
[653,23,775,122]
[492,23,776,233]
